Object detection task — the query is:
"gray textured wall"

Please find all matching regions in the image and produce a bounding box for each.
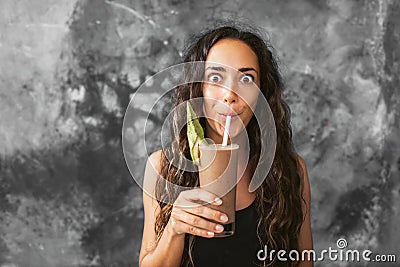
[0,0,399,266]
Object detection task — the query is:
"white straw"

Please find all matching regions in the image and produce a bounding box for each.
[222,115,231,146]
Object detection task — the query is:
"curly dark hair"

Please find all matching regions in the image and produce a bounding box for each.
[151,22,305,267]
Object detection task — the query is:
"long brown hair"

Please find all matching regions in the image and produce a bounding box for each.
[152,23,305,267]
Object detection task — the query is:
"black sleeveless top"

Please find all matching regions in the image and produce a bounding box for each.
[191,201,261,267]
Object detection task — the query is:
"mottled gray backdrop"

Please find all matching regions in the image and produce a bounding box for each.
[0,0,399,267]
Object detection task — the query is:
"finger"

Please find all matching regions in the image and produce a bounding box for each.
[173,209,225,233]
[174,198,228,223]
[172,217,216,238]
[184,204,229,224]
[182,188,222,205]
[174,195,221,211]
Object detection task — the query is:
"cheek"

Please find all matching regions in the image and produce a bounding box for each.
[202,86,221,114]
[239,90,259,110]
[202,85,220,99]
[202,101,214,117]
[240,92,259,126]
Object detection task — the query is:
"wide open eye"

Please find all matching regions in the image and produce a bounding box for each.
[240,74,254,84]
[207,73,223,83]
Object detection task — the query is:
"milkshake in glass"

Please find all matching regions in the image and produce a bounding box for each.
[198,143,239,237]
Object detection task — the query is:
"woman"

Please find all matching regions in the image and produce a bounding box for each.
[139,24,313,267]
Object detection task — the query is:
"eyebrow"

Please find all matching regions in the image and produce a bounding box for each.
[238,67,258,74]
[205,66,258,74]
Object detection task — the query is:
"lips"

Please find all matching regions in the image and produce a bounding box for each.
[217,112,242,121]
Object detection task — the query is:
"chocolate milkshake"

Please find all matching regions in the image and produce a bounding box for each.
[198,143,239,237]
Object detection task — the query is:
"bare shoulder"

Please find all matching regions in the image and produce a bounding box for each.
[295,154,306,172]
[147,149,163,174]
[142,150,163,229]
[295,154,311,200]
[295,154,309,181]
[143,150,164,199]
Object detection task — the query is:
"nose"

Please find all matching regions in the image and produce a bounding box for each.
[223,90,238,104]
[222,79,238,104]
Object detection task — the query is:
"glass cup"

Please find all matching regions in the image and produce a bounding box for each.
[198,143,239,237]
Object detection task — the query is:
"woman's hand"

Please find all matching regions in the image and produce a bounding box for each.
[166,188,229,238]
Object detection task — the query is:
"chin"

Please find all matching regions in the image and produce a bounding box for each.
[217,126,245,140]
[231,129,247,140]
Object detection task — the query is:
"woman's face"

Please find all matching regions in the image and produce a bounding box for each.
[202,38,260,141]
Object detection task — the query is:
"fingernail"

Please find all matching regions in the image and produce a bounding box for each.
[214,198,222,205]
[207,231,214,237]
[220,215,228,222]
[215,224,224,231]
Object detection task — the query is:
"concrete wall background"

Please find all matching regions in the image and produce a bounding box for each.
[0,0,399,266]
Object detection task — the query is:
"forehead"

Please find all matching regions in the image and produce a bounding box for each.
[205,39,259,72]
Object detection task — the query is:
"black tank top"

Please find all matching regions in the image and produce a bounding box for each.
[191,201,261,267]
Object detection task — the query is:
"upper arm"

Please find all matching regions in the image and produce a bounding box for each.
[139,150,163,266]
[296,155,313,255]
